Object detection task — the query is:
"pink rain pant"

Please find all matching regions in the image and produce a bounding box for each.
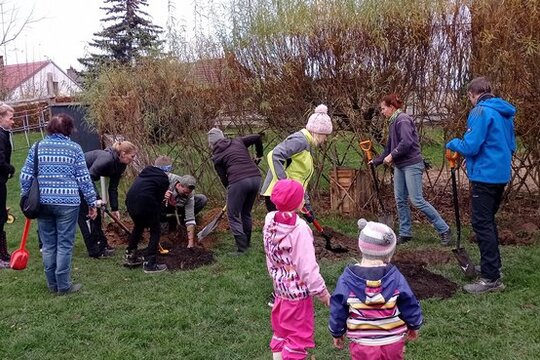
[350,340,405,360]
[269,297,315,360]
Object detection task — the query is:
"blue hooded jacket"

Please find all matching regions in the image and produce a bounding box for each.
[446,96,516,184]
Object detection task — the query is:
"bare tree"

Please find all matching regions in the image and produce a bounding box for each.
[0,1,39,47]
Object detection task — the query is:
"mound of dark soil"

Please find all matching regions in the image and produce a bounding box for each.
[313,228,458,299]
[394,260,458,300]
[103,218,215,271]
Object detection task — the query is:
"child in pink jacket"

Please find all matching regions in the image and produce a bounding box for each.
[263,179,331,360]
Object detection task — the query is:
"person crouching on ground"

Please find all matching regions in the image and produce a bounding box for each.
[123,157,170,273]
[263,179,331,360]
[208,128,263,255]
[156,155,207,248]
[329,219,423,360]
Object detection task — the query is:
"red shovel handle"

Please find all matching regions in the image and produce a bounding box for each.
[20,218,31,250]
[312,219,324,233]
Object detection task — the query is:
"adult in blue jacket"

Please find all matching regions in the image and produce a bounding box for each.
[446,76,516,294]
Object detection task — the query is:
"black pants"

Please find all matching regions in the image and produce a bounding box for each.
[127,212,160,263]
[78,197,108,257]
[0,180,7,233]
[471,181,505,281]
[228,176,261,252]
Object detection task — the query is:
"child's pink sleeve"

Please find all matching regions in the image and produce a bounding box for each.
[290,223,327,296]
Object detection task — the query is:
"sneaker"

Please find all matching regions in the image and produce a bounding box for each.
[474,265,504,279]
[143,262,167,274]
[123,250,144,267]
[440,229,452,246]
[463,278,505,294]
[0,259,9,269]
[267,292,275,308]
[397,236,412,245]
[57,283,83,296]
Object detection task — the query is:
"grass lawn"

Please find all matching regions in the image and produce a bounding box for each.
[1,133,539,359]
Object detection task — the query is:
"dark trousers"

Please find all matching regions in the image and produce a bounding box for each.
[78,198,108,257]
[264,196,276,212]
[227,176,261,252]
[127,212,160,263]
[0,181,6,233]
[471,181,505,281]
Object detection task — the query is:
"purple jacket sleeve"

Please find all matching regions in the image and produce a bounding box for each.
[390,115,417,161]
[396,274,424,330]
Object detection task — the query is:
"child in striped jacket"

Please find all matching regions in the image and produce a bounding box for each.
[263,179,330,360]
[328,219,423,360]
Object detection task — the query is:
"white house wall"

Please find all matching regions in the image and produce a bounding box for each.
[10,63,81,100]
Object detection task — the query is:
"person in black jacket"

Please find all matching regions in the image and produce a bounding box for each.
[78,141,138,258]
[208,128,263,255]
[123,158,170,273]
[0,103,15,268]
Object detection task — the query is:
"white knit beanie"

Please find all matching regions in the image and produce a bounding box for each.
[305,104,333,135]
[357,218,397,261]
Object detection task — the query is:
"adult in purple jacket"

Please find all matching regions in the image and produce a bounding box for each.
[208,128,263,255]
[371,94,450,245]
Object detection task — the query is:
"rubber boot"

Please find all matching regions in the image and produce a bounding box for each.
[0,231,10,262]
[234,234,249,253]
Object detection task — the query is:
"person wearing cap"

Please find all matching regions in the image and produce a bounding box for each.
[159,160,207,248]
[263,179,330,360]
[123,156,170,273]
[329,219,423,359]
[208,127,263,255]
[260,104,333,221]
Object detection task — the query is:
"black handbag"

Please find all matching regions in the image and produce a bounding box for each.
[20,141,41,219]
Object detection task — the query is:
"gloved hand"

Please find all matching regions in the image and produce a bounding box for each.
[253,156,263,165]
[95,199,107,208]
[302,207,315,223]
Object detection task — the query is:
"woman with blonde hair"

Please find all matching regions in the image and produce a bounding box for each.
[0,103,15,268]
[78,140,138,258]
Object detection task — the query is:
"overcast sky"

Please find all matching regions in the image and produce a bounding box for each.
[1,0,199,71]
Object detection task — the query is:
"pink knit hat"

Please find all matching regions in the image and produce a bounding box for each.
[357,218,397,261]
[270,179,304,212]
[306,104,333,135]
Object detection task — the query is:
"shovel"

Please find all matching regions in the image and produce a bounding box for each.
[10,218,32,270]
[446,150,476,279]
[197,205,227,242]
[359,140,394,227]
[302,207,348,253]
[104,208,169,255]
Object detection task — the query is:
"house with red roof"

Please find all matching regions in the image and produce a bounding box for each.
[0,58,81,101]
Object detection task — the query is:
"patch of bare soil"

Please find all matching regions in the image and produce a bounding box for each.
[313,227,457,299]
[103,218,215,271]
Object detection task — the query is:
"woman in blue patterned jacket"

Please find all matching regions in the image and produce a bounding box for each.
[20,114,97,295]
